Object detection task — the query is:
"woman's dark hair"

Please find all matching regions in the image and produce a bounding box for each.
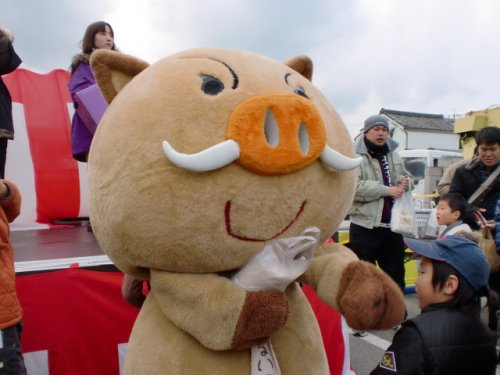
[438,192,466,220]
[81,21,116,54]
[70,21,117,73]
[431,260,480,316]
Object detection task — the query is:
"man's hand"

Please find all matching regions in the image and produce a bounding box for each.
[475,209,496,229]
[398,176,409,190]
[388,186,405,198]
[0,27,14,42]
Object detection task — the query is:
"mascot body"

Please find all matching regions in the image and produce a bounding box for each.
[88,48,404,374]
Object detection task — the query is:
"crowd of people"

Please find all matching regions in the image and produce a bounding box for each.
[350,121,500,374]
[1,20,500,375]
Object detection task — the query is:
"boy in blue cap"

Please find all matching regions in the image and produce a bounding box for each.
[371,235,496,374]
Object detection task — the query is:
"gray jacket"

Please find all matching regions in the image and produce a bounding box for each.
[349,136,413,229]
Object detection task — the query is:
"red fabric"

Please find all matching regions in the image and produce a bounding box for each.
[14,267,348,374]
[16,268,139,375]
[3,69,80,223]
[303,284,346,375]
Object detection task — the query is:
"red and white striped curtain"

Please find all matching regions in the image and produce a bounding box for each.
[4,69,90,229]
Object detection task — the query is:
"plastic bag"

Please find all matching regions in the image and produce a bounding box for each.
[390,191,418,238]
[424,207,442,238]
[231,227,320,292]
[479,227,500,272]
[476,212,500,272]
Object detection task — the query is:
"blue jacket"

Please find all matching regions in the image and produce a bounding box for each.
[495,199,500,251]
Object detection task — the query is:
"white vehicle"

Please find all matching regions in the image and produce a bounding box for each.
[399,149,463,208]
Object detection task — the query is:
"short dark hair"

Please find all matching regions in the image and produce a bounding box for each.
[431,260,479,316]
[438,192,466,219]
[475,126,500,146]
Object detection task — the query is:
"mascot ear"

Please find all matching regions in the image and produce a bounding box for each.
[284,55,313,81]
[90,49,149,103]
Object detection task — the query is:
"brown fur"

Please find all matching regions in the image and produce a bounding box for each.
[90,50,149,103]
[284,55,313,81]
[232,291,290,349]
[336,262,405,330]
[88,48,405,374]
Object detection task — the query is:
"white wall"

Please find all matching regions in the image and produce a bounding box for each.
[406,131,459,150]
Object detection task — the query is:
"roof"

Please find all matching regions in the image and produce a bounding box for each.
[380,108,454,132]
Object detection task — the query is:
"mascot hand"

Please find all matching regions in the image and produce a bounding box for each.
[231,290,289,349]
[337,261,405,330]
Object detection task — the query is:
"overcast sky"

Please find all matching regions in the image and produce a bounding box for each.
[3,0,500,137]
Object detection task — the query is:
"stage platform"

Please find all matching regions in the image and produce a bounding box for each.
[12,226,112,274]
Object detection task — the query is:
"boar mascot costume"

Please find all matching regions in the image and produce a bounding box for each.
[88,47,404,374]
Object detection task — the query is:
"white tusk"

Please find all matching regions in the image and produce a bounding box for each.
[320,145,362,171]
[162,139,240,172]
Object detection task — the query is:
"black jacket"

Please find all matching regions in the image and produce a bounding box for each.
[449,158,500,228]
[371,303,496,374]
[0,38,22,139]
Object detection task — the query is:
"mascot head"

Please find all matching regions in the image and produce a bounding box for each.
[88,48,360,278]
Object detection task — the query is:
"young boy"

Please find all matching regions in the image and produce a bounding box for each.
[371,236,496,374]
[436,192,472,237]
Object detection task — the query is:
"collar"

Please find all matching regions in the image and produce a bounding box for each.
[354,135,399,154]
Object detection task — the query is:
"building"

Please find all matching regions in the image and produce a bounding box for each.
[454,105,500,158]
[379,108,460,152]
[353,109,463,202]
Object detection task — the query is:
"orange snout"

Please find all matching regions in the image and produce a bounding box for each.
[226,93,327,175]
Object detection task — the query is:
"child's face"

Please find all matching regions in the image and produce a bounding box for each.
[415,257,451,309]
[436,200,460,226]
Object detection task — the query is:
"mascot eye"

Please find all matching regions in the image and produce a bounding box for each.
[201,75,224,95]
[294,87,309,99]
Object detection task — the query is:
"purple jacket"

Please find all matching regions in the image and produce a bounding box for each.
[68,60,95,162]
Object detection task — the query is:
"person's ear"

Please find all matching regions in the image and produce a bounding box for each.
[451,210,461,221]
[443,275,459,295]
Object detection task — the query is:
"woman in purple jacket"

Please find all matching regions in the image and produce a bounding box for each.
[69,21,117,162]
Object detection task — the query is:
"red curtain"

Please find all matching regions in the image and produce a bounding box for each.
[4,69,80,223]
[17,267,138,375]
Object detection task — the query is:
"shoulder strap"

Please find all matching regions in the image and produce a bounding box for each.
[468,166,500,204]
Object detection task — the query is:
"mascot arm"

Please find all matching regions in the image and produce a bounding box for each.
[299,242,405,330]
[150,269,289,351]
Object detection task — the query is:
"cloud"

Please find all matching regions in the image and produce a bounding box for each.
[3,0,500,139]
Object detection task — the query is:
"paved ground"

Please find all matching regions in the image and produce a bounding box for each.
[349,293,498,375]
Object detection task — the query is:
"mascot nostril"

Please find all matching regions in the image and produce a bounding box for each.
[298,123,310,154]
[263,109,279,148]
[88,47,405,375]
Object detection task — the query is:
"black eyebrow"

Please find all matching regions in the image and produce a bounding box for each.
[212,59,238,90]
[182,56,239,89]
[284,73,292,84]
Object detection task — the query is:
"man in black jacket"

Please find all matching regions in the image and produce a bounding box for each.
[449,125,500,332]
[449,126,500,229]
[0,27,22,179]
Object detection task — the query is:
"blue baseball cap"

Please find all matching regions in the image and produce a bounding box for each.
[405,235,489,295]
